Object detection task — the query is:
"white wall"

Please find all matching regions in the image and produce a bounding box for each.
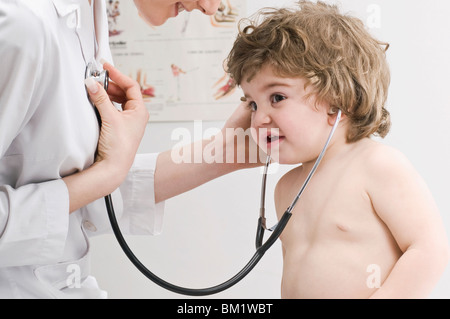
[90,0,450,298]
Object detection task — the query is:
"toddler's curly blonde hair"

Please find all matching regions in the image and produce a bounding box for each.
[226,0,391,142]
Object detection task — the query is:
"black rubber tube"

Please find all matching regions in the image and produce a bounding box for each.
[105,194,291,296]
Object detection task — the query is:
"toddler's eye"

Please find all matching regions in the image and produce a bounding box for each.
[271,94,286,104]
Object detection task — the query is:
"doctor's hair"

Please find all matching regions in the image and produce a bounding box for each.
[226,0,391,142]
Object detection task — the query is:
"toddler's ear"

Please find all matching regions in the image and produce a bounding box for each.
[327,107,345,125]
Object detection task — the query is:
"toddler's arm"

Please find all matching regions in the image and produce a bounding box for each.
[366,146,449,298]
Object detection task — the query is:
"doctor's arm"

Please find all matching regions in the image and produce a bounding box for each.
[154,102,263,203]
[0,5,77,265]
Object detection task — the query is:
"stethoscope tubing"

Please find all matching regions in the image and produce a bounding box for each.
[105,193,291,296]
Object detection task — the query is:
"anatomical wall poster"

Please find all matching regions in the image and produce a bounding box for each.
[107,0,247,122]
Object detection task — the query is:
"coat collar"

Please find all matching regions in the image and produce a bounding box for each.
[51,0,81,17]
[50,0,113,64]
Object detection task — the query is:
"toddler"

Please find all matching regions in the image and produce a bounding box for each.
[226,1,449,298]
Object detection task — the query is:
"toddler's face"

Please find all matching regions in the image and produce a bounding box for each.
[240,64,332,165]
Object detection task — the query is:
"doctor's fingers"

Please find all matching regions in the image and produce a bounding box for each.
[106,80,147,117]
[224,101,252,130]
[85,78,149,127]
[102,62,142,102]
[105,81,128,105]
[85,78,121,120]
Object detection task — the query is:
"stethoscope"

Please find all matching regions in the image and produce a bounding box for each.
[86,65,341,296]
[85,62,109,126]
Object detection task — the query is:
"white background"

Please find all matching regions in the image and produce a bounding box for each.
[91,0,450,298]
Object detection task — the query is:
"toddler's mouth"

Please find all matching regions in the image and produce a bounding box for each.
[267,135,280,143]
[266,133,284,148]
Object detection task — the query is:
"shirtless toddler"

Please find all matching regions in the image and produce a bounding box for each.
[226,1,449,298]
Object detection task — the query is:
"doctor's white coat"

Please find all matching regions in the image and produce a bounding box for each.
[0,0,164,298]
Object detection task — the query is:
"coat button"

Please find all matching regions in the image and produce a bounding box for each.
[83,220,97,232]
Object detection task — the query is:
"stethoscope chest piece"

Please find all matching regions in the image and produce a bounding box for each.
[85,62,109,92]
[85,62,109,125]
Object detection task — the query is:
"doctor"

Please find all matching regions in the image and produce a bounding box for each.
[0,0,254,298]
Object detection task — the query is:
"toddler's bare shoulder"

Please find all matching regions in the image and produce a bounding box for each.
[357,140,414,178]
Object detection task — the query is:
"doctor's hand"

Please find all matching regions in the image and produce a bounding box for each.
[85,63,149,185]
[220,101,266,168]
[63,64,148,214]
